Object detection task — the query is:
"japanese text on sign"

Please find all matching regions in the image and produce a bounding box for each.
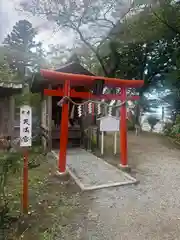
[20,105,32,147]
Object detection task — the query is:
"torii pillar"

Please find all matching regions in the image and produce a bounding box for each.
[41,69,144,174]
[58,80,70,173]
[119,87,128,171]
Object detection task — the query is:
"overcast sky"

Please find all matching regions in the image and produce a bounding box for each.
[0,0,75,49]
[0,0,133,53]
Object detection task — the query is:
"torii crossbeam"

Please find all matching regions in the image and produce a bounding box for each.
[40,69,144,173]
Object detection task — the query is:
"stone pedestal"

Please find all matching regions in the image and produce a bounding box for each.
[118,164,131,173]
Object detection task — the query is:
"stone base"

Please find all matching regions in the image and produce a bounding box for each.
[118,164,131,173]
[54,170,70,181]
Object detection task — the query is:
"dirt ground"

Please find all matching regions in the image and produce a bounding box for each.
[57,132,180,240]
[5,132,180,239]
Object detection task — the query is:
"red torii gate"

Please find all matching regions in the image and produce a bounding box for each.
[40,69,144,173]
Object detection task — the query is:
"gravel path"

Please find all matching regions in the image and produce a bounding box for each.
[62,133,180,240]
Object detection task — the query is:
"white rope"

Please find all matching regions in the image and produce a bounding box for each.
[57,95,131,109]
[70,105,75,119]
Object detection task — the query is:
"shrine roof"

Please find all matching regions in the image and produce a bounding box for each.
[31,62,144,93]
[0,81,23,97]
[31,62,95,92]
[55,62,95,76]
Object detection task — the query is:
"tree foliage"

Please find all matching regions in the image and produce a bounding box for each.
[4,20,37,51]
[3,20,38,77]
[20,0,134,76]
[3,19,48,79]
[19,0,180,119]
[0,54,16,82]
[100,0,180,115]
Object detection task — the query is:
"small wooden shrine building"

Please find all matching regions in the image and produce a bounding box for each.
[31,62,94,150]
[0,81,22,140]
[31,60,144,171]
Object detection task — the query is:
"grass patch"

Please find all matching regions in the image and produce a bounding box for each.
[0,148,81,239]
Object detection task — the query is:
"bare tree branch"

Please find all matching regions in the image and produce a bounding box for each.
[74,26,108,75]
[19,0,135,76]
[152,9,180,35]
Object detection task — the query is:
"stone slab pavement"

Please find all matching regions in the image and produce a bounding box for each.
[53,148,137,191]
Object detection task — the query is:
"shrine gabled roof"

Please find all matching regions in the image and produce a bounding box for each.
[55,62,95,76]
[31,61,144,93]
[31,62,95,93]
[0,81,23,97]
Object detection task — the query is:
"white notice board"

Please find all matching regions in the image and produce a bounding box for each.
[99,116,119,132]
[20,105,32,147]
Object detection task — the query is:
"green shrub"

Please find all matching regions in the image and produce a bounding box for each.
[163,122,173,135]
[0,145,43,228]
[163,115,180,142]
[127,120,135,131]
[0,152,22,227]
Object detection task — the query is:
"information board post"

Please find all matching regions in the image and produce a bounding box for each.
[114,132,117,155]
[20,105,32,214]
[98,116,119,156]
[101,131,104,155]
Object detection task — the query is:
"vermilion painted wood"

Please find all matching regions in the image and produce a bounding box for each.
[58,80,70,173]
[42,69,144,170]
[40,69,144,88]
[44,89,140,101]
[120,87,128,166]
[23,150,28,213]
[44,89,63,96]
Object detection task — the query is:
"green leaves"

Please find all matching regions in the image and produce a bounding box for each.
[0,152,22,217]
[4,20,37,51]
[2,19,47,79]
[0,50,17,82]
[133,0,154,6]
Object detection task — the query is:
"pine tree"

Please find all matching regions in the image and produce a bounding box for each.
[4,20,36,51]
[3,20,38,78]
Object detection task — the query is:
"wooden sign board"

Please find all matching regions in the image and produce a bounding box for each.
[20,105,32,147]
[99,116,119,132]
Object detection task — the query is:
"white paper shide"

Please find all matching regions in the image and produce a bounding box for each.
[20,105,32,147]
